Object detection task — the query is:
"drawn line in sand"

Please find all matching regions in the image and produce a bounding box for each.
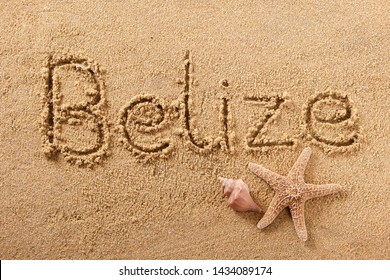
[118,94,176,161]
[244,94,295,150]
[180,50,232,153]
[40,54,110,167]
[220,97,231,151]
[302,90,363,153]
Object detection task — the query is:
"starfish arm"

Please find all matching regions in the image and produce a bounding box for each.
[301,183,342,201]
[287,147,312,183]
[257,195,286,230]
[248,162,289,191]
[290,199,308,242]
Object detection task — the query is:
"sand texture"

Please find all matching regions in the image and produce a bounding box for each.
[0,0,389,259]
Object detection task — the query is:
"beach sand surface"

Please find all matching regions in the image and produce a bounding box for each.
[0,0,389,259]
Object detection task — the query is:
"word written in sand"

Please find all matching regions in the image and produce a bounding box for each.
[40,52,363,167]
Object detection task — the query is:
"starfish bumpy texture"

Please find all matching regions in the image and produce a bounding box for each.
[248,147,342,241]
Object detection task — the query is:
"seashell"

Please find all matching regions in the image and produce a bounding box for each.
[218,177,261,212]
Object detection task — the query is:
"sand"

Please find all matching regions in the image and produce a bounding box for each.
[0,0,389,259]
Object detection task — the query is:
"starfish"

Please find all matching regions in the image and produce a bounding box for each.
[248,147,342,241]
